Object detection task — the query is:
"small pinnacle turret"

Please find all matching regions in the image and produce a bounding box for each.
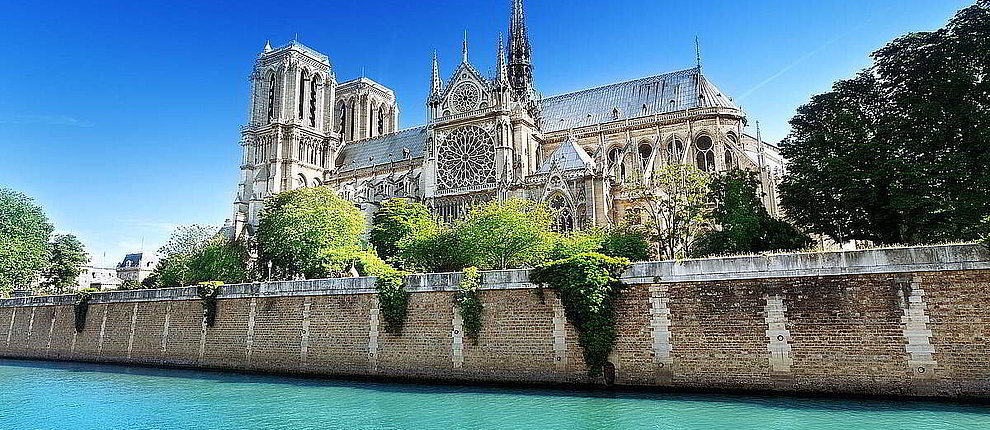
[263,40,273,53]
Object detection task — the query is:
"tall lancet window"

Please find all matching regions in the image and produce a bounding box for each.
[267,74,276,123]
[377,106,385,135]
[337,102,347,133]
[309,78,318,127]
[298,71,308,120]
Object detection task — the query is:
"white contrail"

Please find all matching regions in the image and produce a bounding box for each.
[737,6,892,101]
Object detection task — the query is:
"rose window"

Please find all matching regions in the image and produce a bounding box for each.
[450,83,481,113]
[437,125,496,190]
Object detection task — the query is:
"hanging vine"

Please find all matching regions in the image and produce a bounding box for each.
[73,289,96,332]
[197,282,222,327]
[455,266,483,344]
[530,253,629,376]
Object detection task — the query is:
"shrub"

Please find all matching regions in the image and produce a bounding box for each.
[118,280,143,290]
[530,253,629,376]
[600,226,651,261]
[546,230,605,262]
[197,281,222,327]
[397,224,473,273]
[455,267,483,344]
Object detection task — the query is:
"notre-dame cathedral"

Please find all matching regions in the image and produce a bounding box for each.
[232,0,783,237]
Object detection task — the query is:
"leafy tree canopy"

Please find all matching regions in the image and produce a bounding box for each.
[625,164,713,259]
[370,198,433,263]
[42,234,89,294]
[0,188,53,294]
[454,199,556,270]
[256,187,364,279]
[693,170,811,257]
[780,1,990,244]
[184,236,251,285]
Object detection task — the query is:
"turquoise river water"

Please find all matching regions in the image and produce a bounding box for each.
[1,359,988,429]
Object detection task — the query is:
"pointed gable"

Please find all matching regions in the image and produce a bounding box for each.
[536,139,595,173]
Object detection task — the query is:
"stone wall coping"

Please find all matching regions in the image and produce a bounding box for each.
[2,243,987,307]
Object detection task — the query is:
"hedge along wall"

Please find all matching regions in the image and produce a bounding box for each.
[1,244,989,399]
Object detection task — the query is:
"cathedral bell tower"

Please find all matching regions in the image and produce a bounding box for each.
[233,40,339,236]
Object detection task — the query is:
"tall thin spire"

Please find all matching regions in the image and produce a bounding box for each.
[430,51,442,99]
[695,36,702,70]
[462,30,469,63]
[508,0,533,93]
[496,34,508,86]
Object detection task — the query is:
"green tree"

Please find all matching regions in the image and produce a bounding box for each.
[600,225,651,262]
[455,199,556,270]
[781,1,990,244]
[694,170,811,257]
[397,224,473,272]
[256,187,364,279]
[41,234,89,294]
[185,236,251,284]
[146,224,219,287]
[370,198,433,263]
[626,164,712,259]
[0,188,53,295]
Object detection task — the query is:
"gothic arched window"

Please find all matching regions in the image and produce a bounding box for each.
[377,105,386,135]
[607,147,625,181]
[298,70,309,120]
[668,139,684,164]
[547,194,575,233]
[267,74,276,123]
[725,132,738,169]
[695,135,716,172]
[638,143,653,172]
[309,78,318,127]
[337,102,347,133]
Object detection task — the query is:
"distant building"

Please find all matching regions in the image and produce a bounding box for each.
[76,266,122,291]
[116,253,159,283]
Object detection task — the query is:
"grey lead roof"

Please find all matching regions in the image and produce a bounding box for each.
[539,67,739,133]
[336,126,428,173]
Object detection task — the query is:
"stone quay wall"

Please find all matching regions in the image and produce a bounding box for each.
[2,244,989,399]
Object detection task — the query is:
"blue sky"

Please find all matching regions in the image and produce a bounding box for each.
[0,0,972,265]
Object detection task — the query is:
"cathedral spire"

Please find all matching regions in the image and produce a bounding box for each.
[430,50,442,99]
[496,34,508,86]
[462,30,469,63]
[508,0,534,94]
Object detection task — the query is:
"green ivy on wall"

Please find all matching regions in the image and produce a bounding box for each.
[455,267,483,344]
[73,289,96,332]
[530,252,629,376]
[197,281,222,327]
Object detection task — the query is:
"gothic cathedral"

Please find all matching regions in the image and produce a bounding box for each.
[232,0,783,236]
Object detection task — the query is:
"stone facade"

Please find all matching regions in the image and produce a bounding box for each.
[2,244,988,399]
[231,0,784,237]
[75,266,121,291]
[115,253,158,283]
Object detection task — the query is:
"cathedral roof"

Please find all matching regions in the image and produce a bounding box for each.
[336,126,428,173]
[539,67,739,133]
[536,138,595,173]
